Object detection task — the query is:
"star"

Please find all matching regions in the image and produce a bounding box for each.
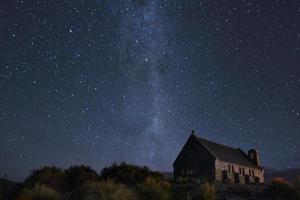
[0,0,298,181]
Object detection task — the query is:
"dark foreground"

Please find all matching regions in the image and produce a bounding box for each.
[1,163,300,200]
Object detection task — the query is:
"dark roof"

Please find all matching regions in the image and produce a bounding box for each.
[193,134,260,169]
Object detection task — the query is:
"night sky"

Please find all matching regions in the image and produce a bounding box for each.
[0,0,299,181]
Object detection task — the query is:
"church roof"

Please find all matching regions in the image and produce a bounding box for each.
[193,134,260,169]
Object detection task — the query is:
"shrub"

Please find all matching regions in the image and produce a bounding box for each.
[83,180,138,200]
[63,166,100,199]
[65,166,98,186]
[23,166,64,191]
[100,162,163,187]
[17,184,60,200]
[135,177,171,200]
[271,177,290,185]
[199,183,216,200]
[64,165,100,188]
[264,177,298,200]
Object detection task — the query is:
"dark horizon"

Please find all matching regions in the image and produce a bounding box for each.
[2,133,299,182]
[3,160,300,183]
[0,0,299,181]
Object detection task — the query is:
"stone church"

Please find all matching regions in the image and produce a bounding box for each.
[173,131,264,184]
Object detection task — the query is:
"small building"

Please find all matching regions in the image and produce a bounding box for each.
[173,131,264,184]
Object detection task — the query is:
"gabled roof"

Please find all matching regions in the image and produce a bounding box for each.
[192,134,260,169]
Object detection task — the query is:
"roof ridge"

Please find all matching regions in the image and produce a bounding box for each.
[192,135,218,158]
[195,135,239,151]
[192,134,260,169]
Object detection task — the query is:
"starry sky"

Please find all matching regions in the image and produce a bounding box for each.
[0,0,299,181]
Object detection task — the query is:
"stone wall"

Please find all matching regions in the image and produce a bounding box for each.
[215,160,264,184]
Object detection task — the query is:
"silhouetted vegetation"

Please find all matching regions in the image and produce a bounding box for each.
[17,184,60,200]
[0,178,20,200]
[100,162,163,187]
[64,165,100,199]
[23,166,64,191]
[2,164,300,200]
[263,177,300,200]
[198,183,216,200]
[135,177,171,200]
[1,163,171,200]
[82,180,138,200]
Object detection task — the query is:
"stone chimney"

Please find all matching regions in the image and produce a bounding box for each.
[248,149,260,166]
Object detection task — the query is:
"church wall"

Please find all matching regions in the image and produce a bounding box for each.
[215,159,264,184]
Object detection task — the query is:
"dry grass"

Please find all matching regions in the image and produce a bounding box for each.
[83,180,138,200]
[17,184,60,200]
[135,177,172,200]
[199,183,216,200]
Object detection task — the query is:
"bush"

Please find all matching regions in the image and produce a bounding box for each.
[64,165,100,188]
[83,180,138,200]
[17,184,60,200]
[63,166,100,199]
[100,162,163,187]
[9,163,175,200]
[135,177,171,200]
[65,165,99,191]
[23,166,64,191]
[199,183,216,200]
[271,177,290,185]
[263,177,299,200]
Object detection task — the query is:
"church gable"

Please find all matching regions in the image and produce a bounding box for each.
[173,133,215,167]
[173,131,264,184]
[173,133,216,182]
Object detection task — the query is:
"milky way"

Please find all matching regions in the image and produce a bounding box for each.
[117,0,175,168]
[0,0,299,181]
